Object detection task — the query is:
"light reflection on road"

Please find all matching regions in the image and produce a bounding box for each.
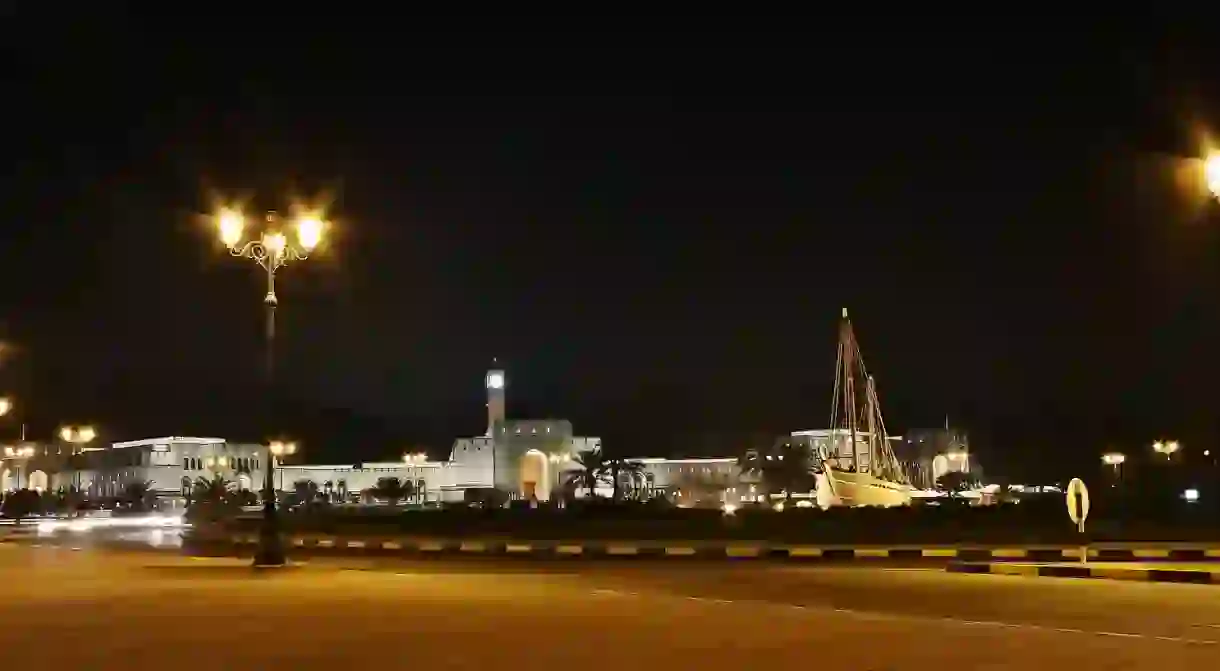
[2,514,188,549]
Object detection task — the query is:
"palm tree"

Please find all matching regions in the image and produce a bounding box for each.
[599,458,645,502]
[192,474,235,507]
[565,449,607,499]
[371,477,411,506]
[123,480,156,511]
[293,479,320,506]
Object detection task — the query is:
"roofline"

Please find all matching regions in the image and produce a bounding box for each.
[111,437,226,449]
[278,462,446,471]
[633,457,737,465]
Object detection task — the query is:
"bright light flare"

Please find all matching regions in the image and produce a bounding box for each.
[78,426,95,443]
[295,215,324,251]
[59,427,72,441]
[1152,440,1180,455]
[1102,452,1125,466]
[263,231,287,257]
[218,209,245,247]
[0,397,11,416]
[1205,153,1220,199]
[269,440,296,456]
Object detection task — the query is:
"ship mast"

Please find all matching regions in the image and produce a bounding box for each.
[841,308,858,470]
[828,308,908,484]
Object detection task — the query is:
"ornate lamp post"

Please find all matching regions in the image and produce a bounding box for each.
[1152,440,1180,461]
[4,445,35,490]
[268,440,296,499]
[216,207,325,567]
[1101,452,1125,482]
[402,452,426,503]
[59,425,96,490]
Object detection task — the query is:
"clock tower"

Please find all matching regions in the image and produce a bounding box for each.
[485,368,506,435]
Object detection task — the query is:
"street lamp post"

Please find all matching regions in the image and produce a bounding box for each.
[268,439,296,500]
[548,453,568,502]
[1153,440,1180,461]
[402,452,426,503]
[4,445,35,490]
[217,207,324,567]
[1101,452,1125,482]
[59,425,96,491]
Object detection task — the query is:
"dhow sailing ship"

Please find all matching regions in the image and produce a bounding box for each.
[804,308,912,507]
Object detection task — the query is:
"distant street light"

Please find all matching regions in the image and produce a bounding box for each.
[403,452,427,503]
[0,398,12,417]
[59,425,96,490]
[269,440,296,496]
[1101,452,1125,482]
[216,207,326,568]
[1152,440,1180,460]
[59,425,96,447]
[1205,153,1220,199]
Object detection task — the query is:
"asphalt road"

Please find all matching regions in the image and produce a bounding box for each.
[0,546,1218,668]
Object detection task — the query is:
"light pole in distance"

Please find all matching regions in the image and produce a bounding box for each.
[4,445,35,490]
[59,425,96,491]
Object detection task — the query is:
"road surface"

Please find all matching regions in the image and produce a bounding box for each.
[0,546,1217,668]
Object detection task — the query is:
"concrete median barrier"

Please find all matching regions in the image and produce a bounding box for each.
[947,560,1220,584]
[187,533,1220,562]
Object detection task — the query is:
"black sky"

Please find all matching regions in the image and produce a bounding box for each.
[5,16,1220,478]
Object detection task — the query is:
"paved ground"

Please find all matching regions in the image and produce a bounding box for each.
[0,546,1218,668]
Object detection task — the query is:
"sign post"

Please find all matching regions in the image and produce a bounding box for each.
[1065,478,1090,564]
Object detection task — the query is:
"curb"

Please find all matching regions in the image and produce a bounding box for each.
[199,535,1220,561]
[946,561,1220,584]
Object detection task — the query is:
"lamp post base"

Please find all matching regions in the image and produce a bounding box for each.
[252,525,286,567]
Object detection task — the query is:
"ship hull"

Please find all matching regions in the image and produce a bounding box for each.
[818,470,912,508]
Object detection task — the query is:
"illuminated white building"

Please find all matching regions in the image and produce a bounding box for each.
[0,436,269,499]
[256,368,604,503]
[2,369,831,510]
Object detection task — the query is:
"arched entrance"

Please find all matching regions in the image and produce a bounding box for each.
[28,470,48,492]
[519,450,549,502]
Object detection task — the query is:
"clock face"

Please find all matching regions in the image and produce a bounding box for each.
[487,373,504,389]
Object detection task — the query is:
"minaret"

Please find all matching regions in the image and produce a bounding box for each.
[485,367,506,436]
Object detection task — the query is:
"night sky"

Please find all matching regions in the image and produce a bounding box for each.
[6,18,1220,478]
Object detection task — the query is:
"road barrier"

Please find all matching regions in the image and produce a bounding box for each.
[947,561,1220,584]
[194,533,1220,562]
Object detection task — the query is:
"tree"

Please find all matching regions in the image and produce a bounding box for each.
[123,480,156,512]
[672,473,729,508]
[739,441,815,501]
[371,477,411,506]
[2,489,42,521]
[55,485,85,516]
[599,458,645,502]
[187,474,239,522]
[936,471,974,498]
[293,479,320,507]
[566,449,607,499]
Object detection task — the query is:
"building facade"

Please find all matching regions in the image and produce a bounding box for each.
[0,436,269,500]
[2,368,923,510]
[893,427,975,489]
